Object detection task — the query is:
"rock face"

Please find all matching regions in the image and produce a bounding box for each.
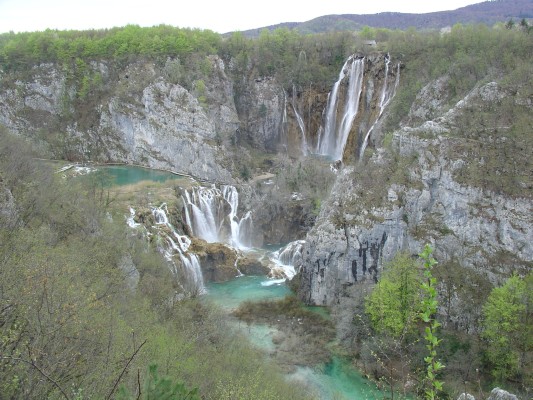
[298,165,407,306]
[298,76,533,332]
[190,239,240,282]
[236,76,285,150]
[486,388,518,400]
[0,58,241,182]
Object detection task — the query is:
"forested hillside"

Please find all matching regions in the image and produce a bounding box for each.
[240,0,533,36]
[0,132,313,399]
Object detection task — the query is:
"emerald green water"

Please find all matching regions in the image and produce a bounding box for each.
[206,276,384,400]
[291,357,383,400]
[92,165,187,186]
[98,166,383,399]
[206,275,291,311]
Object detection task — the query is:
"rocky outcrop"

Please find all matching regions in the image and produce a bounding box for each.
[190,239,271,281]
[0,58,239,182]
[190,239,240,282]
[486,388,518,400]
[237,255,271,275]
[297,76,533,332]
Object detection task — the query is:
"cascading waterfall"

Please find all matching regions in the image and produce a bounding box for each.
[126,207,141,228]
[316,56,365,160]
[268,240,305,282]
[359,55,401,159]
[183,185,252,249]
[150,203,206,295]
[292,85,308,156]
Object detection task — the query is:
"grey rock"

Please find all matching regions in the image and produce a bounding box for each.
[0,58,241,182]
[298,76,533,333]
[487,388,518,400]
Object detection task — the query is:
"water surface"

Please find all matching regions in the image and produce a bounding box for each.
[206,276,384,400]
[206,275,291,311]
[100,165,187,186]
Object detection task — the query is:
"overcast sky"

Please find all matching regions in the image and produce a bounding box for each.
[0,0,483,34]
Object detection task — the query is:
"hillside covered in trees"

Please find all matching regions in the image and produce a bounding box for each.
[239,0,533,36]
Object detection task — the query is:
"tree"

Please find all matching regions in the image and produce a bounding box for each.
[364,252,422,399]
[419,244,445,400]
[366,252,421,337]
[482,272,533,384]
[519,18,530,34]
[117,364,200,400]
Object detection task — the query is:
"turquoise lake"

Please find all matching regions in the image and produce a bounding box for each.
[206,276,383,400]
[99,165,187,186]
[104,165,385,400]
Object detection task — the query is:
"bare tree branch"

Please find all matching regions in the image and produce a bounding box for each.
[105,338,147,400]
[1,355,71,400]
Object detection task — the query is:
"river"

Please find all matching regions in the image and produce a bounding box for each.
[98,165,383,400]
[207,275,383,400]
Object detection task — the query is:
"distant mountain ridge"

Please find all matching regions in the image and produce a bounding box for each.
[238,0,533,36]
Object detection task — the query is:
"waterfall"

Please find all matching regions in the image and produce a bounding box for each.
[292,85,308,156]
[183,185,252,249]
[268,240,305,280]
[126,207,141,228]
[317,56,365,160]
[149,203,206,295]
[359,55,401,159]
[281,92,288,152]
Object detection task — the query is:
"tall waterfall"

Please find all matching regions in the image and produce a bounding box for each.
[151,203,206,295]
[292,85,308,156]
[183,185,252,249]
[316,56,365,160]
[359,55,401,159]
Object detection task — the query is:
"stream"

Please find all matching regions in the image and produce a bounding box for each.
[207,276,383,400]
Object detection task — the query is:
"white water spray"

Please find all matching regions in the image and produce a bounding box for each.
[183,185,253,249]
[268,240,305,280]
[149,203,206,295]
[292,85,308,156]
[317,56,365,160]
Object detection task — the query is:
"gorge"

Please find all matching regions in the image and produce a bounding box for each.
[1,21,532,399]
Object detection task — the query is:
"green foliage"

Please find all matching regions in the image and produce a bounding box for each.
[482,272,533,384]
[419,244,445,400]
[384,24,533,132]
[0,134,310,400]
[239,163,251,181]
[365,252,421,337]
[0,25,220,71]
[117,364,200,400]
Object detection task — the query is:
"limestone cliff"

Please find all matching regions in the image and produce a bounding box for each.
[297,76,533,332]
[0,58,240,182]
